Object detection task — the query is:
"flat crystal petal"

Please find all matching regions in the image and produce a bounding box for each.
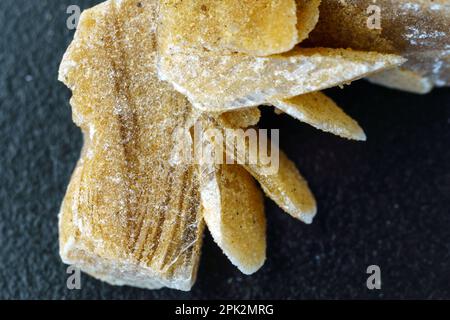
[367,68,433,94]
[199,163,266,275]
[271,92,366,140]
[158,47,406,111]
[159,0,298,56]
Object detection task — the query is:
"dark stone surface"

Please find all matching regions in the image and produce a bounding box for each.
[0,0,449,299]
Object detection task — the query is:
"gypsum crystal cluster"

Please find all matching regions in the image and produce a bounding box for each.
[58,0,447,290]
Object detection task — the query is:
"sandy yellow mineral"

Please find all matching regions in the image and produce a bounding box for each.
[307,0,450,91]
[217,115,317,223]
[199,160,267,275]
[367,68,434,94]
[158,47,406,111]
[58,0,319,290]
[59,0,445,292]
[159,0,299,56]
[59,0,205,291]
[270,92,366,141]
[296,0,322,44]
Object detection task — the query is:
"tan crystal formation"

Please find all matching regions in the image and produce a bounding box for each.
[245,150,317,223]
[59,0,205,291]
[270,92,366,141]
[219,108,261,129]
[296,0,321,44]
[59,0,444,292]
[159,0,298,56]
[217,115,317,223]
[197,111,316,271]
[157,47,406,111]
[59,0,320,290]
[367,68,434,94]
[199,161,266,275]
[307,0,450,90]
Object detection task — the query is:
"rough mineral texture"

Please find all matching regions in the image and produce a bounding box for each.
[217,117,317,224]
[219,108,261,129]
[270,92,366,141]
[58,0,323,290]
[307,0,450,89]
[295,0,321,44]
[367,68,434,94]
[58,0,205,291]
[244,150,318,224]
[199,160,266,275]
[158,0,298,56]
[158,47,406,111]
[3,0,450,299]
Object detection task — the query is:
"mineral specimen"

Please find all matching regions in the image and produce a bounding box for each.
[58,0,445,291]
[158,0,299,56]
[59,0,205,291]
[270,92,366,141]
[157,48,405,111]
[307,0,450,91]
[295,0,321,44]
[199,162,266,274]
[58,0,316,289]
[367,68,434,94]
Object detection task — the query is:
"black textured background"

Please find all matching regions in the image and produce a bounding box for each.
[1,0,449,300]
